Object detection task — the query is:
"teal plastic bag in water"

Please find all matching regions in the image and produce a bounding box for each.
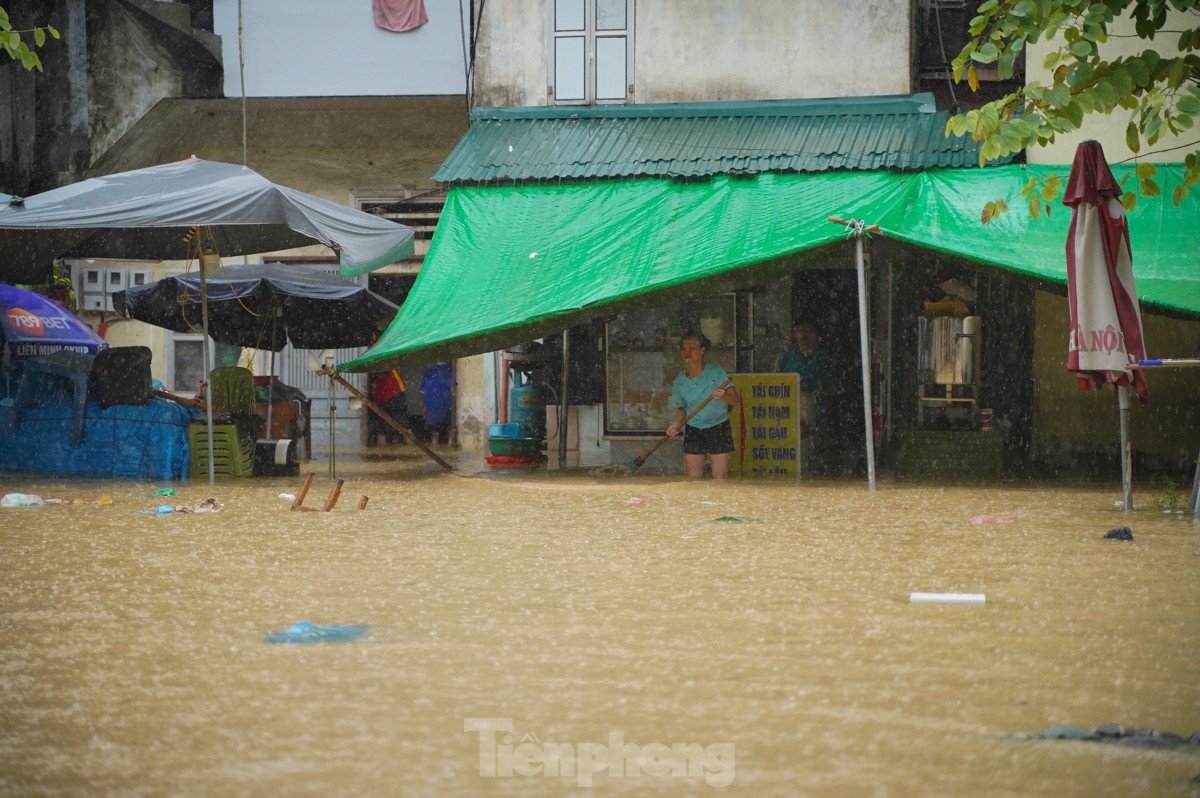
[265,622,368,644]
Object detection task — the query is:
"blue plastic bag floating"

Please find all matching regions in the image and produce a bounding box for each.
[265,621,368,644]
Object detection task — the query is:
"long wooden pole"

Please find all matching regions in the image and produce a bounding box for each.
[317,365,454,471]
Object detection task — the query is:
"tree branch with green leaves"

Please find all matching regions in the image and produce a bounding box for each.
[946,0,1200,221]
[1,5,59,71]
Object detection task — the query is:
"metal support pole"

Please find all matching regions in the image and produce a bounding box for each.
[1190,445,1200,520]
[199,248,217,486]
[559,329,570,469]
[853,230,877,492]
[1118,384,1133,511]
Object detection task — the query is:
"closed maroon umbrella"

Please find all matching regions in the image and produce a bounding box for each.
[1063,140,1148,508]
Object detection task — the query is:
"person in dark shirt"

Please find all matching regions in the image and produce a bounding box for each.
[777,321,841,466]
[420,362,452,445]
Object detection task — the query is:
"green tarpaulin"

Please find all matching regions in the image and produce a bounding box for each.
[340,164,1198,372]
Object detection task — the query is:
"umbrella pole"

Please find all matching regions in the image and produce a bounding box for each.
[1118,384,1133,511]
[200,250,216,486]
[266,306,279,438]
[558,329,569,469]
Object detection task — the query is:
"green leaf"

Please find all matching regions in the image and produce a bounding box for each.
[1011,0,1035,17]
[33,27,44,47]
[1120,191,1137,212]
[969,64,979,92]
[1040,178,1062,202]
[1094,79,1117,109]
[1178,95,1200,115]
[1109,66,1133,98]
[1123,57,1149,86]
[1172,184,1187,205]
[1064,101,1084,127]
[1135,162,1158,179]
[1028,192,1042,219]
[973,43,1000,64]
[1144,114,1163,143]
[1021,176,1038,197]
[1126,122,1141,152]
[998,52,1016,79]
[1069,39,1093,57]
[48,26,60,40]
[1140,178,1160,197]
[1168,58,1187,88]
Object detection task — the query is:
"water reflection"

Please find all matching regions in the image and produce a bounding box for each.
[1,454,1197,796]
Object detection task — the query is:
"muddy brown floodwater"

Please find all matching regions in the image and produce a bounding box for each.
[1,451,1198,797]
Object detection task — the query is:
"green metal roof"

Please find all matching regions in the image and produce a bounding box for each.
[434,94,1009,183]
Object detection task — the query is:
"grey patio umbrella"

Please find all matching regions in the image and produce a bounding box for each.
[0,157,416,483]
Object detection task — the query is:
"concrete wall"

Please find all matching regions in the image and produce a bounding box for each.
[1032,290,1200,471]
[89,2,185,160]
[213,0,467,97]
[473,0,912,107]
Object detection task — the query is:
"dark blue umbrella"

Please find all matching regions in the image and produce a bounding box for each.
[0,283,108,364]
[114,262,399,351]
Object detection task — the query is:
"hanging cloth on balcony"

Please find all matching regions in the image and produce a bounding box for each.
[372,0,428,32]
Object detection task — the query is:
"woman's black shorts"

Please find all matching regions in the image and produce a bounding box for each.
[682,419,734,455]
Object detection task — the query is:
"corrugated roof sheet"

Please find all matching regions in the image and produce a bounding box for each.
[434,94,1009,183]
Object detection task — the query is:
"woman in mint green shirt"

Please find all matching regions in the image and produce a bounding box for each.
[666,332,740,479]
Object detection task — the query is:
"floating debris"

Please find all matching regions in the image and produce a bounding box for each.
[702,516,762,525]
[1,493,44,507]
[969,514,1014,525]
[910,592,986,606]
[265,622,368,644]
[1034,723,1200,749]
[1103,527,1134,541]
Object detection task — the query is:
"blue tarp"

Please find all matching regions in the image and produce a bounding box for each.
[0,396,193,480]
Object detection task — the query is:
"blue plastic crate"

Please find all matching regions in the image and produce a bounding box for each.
[489,422,520,438]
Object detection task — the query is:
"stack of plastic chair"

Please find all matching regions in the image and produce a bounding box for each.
[189,366,259,478]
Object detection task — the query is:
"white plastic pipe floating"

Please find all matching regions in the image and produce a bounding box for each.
[909,592,986,605]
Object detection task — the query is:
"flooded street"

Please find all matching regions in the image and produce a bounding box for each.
[1,453,1198,797]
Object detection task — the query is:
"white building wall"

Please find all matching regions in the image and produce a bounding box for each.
[474,0,912,107]
[213,0,468,97]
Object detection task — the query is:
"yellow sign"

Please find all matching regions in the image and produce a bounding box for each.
[729,373,801,479]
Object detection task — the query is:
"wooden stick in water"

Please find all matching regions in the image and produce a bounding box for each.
[321,479,344,512]
[291,472,315,512]
[317,365,454,471]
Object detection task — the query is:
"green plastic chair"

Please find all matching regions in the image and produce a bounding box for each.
[190,367,260,478]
